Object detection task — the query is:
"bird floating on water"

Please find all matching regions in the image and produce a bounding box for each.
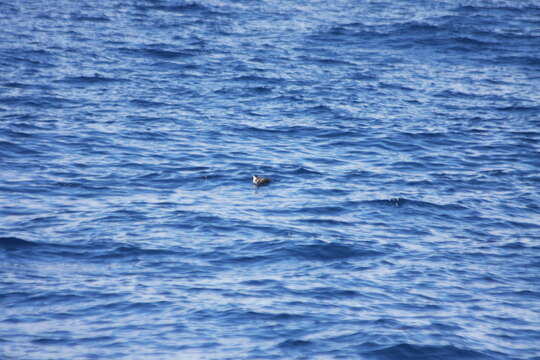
[252,175,271,187]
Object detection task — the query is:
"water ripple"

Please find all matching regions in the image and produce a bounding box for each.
[1,0,539,359]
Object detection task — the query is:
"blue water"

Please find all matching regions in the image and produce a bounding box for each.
[1,0,540,359]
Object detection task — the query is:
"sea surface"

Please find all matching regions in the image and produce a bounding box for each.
[1,0,540,359]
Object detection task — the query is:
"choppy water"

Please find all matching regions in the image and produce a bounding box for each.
[1,0,540,359]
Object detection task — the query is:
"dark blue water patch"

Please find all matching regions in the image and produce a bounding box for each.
[70,15,111,23]
[0,235,189,264]
[299,188,353,199]
[146,61,202,74]
[247,86,273,95]
[1,47,57,67]
[378,82,415,93]
[309,22,386,44]
[217,309,312,326]
[283,165,323,177]
[285,241,384,262]
[223,124,325,141]
[0,128,34,141]
[455,4,540,15]
[56,75,128,86]
[493,55,540,68]
[497,104,540,113]
[71,299,175,319]
[285,287,363,302]
[299,55,356,68]
[349,198,467,212]
[363,343,501,360]
[139,2,217,16]
[240,279,281,288]
[2,82,39,90]
[143,47,201,60]
[434,89,496,100]
[496,289,540,302]
[286,205,349,216]
[0,95,77,109]
[450,36,497,48]
[315,127,366,139]
[278,339,312,349]
[297,218,353,228]
[63,245,177,262]
[0,2,19,15]
[201,239,387,266]
[0,237,38,250]
[229,75,285,87]
[116,46,201,62]
[0,140,40,156]
[31,336,71,345]
[128,99,169,108]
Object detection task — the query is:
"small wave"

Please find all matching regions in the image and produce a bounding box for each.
[453,36,495,46]
[2,82,32,89]
[455,4,540,15]
[117,46,199,60]
[129,99,169,107]
[353,71,378,80]
[0,237,38,249]
[379,138,426,152]
[208,240,383,264]
[76,242,188,261]
[57,75,127,85]
[1,128,32,139]
[434,89,485,99]
[229,75,284,85]
[1,237,184,260]
[31,337,70,345]
[143,48,198,59]
[391,161,427,171]
[378,82,414,92]
[305,104,335,115]
[364,343,494,360]
[143,3,212,14]
[290,167,324,177]
[0,140,39,156]
[311,22,387,42]
[241,279,280,287]
[0,95,75,109]
[395,21,440,35]
[497,104,540,112]
[219,309,308,324]
[248,86,273,94]
[226,124,322,140]
[289,286,360,300]
[287,242,382,261]
[71,15,110,22]
[294,205,347,215]
[302,188,352,197]
[298,218,352,227]
[356,198,468,212]
[300,55,354,67]
[317,129,359,139]
[278,339,313,348]
[507,220,540,230]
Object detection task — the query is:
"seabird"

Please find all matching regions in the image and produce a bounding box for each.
[252,175,271,186]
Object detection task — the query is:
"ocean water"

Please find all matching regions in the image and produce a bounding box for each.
[1,0,539,359]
